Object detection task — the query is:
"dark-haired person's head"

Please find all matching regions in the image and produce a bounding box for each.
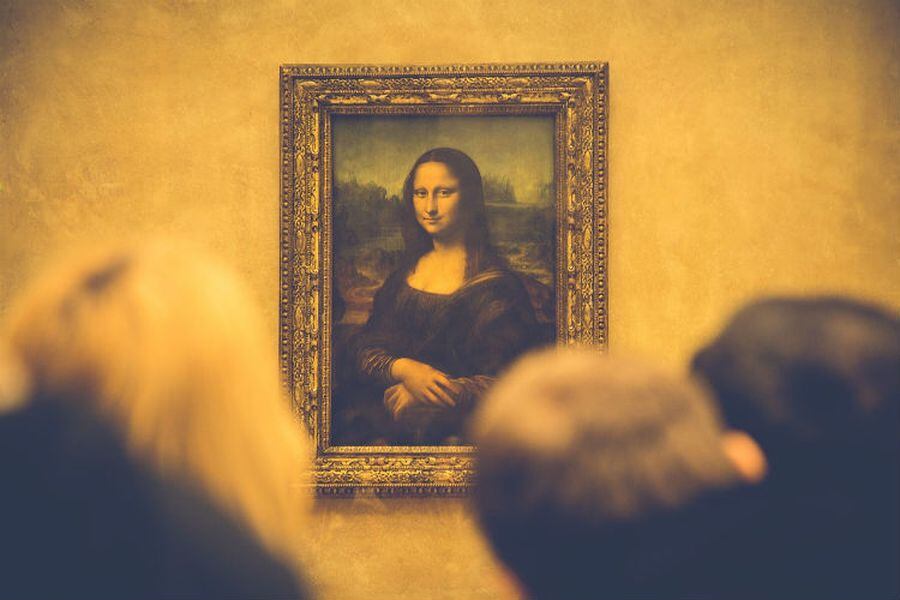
[471,348,746,599]
[692,296,900,598]
[692,296,899,480]
[401,147,499,276]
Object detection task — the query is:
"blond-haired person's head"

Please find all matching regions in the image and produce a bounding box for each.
[2,240,310,570]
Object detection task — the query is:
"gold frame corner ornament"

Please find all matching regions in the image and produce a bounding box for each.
[279,62,609,496]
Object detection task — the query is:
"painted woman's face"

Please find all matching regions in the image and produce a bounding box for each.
[412,161,463,241]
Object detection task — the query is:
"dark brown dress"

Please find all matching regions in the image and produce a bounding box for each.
[333,267,543,445]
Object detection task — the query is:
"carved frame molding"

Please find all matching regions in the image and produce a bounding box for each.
[279,63,608,496]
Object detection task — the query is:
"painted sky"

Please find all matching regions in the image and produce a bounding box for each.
[332,114,555,205]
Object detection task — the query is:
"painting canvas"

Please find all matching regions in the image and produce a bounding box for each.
[330,115,557,446]
[279,63,607,494]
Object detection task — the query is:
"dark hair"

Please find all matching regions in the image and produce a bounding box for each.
[400,147,502,278]
[692,296,900,469]
[692,298,900,599]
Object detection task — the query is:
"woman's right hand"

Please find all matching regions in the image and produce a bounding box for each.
[390,358,458,407]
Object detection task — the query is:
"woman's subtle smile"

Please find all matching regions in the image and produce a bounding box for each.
[412,161,462,240]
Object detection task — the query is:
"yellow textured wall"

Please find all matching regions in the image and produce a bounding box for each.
[1,1,897,598]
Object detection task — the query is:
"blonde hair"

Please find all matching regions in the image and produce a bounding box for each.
[2,240,310,569]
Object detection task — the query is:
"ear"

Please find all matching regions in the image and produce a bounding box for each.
[493,561,530,600]
[721,429,768,484]
[0,349,31,415]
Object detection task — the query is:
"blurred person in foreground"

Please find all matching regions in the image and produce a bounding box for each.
[691,296,899,599]
[0,240,312,598]
[470,347,765,599]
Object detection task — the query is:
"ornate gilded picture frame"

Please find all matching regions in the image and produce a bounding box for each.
[279,63,608,495]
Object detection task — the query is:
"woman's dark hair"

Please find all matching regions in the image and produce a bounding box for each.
[400,147,503,278]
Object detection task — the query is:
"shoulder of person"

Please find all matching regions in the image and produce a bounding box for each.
[459,268,530,299]
[384,263,417,289]
[154,477,309,600]
[0,398,309,600]
[370,265,413,304]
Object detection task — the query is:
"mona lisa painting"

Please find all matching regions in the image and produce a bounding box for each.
[279,63,608,494]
